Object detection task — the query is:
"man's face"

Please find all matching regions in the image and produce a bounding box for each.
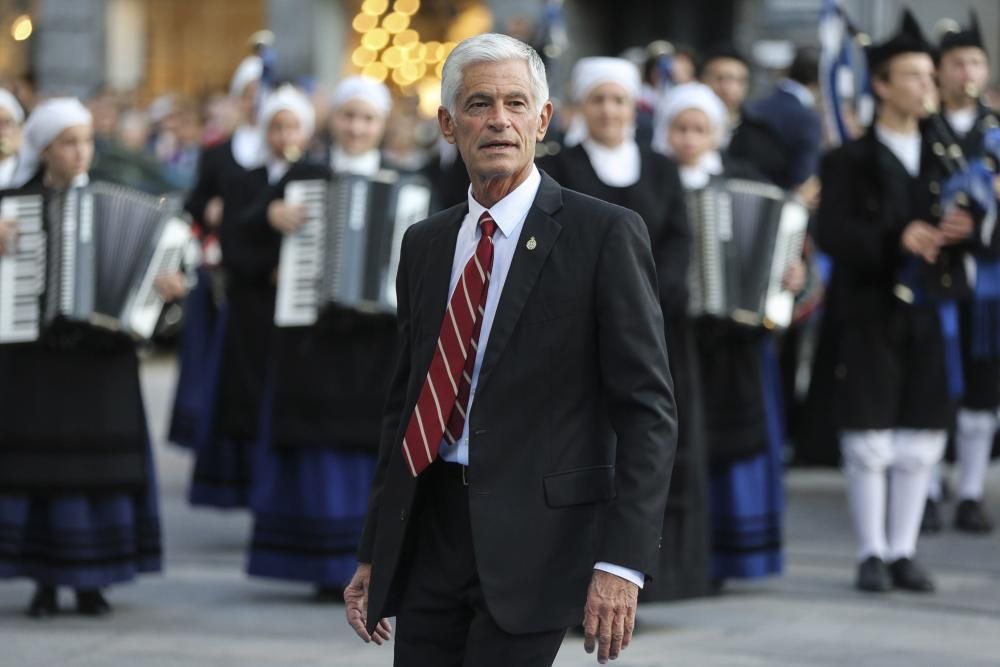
[439,59,552,181]
[938,47,990,102]
[702,57,748,113]
[582,82,634,147]
[330,98,387,156]
[874,53,937,119]
[43,124,94,182]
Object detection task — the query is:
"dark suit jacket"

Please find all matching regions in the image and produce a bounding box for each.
[747,87,823,189]
[358,171,677,634]
[727,108,786,187]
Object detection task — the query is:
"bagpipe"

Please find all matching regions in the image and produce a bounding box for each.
[894,104,1000,398]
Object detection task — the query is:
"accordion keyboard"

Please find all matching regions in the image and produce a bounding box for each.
[0,195,45,343]
[275,180,328,327]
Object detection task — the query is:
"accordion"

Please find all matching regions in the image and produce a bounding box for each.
[0,183,191,343]
[275,170,432,326]
[686,178,808,329]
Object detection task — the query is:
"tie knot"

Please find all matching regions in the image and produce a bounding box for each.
[478,212,497,239]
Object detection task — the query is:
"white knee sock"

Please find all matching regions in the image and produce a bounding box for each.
[926,464,943,502]
[955,409,997,501]
[841,431,894,561]
[888,430,947,561]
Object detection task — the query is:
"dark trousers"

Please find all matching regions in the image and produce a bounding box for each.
[393,462,567,667]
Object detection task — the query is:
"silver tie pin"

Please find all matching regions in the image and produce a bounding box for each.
[526,236,537,250]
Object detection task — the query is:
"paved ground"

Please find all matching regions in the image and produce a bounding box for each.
[2,356,999,666]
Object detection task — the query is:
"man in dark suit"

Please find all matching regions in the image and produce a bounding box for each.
[343,33,677,666]
[699,45,786,185]
[746,47,823,190]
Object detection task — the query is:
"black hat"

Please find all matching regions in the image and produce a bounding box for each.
[866,9,933,72]
[937,11,986,56]
[701,44,749,70]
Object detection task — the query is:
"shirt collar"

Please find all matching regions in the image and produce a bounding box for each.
[466,164,542,239]
[778,79,816,109]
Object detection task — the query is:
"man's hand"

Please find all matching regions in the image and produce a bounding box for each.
[204,196,224,229]
[0,217,17,256]
[582,569,639,664]
[901,220,944,264]
[267,199,306,235]
[344,563,392,646]
[939,207,975,244]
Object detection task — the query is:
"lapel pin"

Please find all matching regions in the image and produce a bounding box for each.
[526,236,537,251]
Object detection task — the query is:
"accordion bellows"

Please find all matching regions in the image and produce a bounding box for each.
[275,170,431,326]
[687,178,808,330]
[0,182,191,343]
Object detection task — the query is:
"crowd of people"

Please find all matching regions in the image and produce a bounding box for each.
[0,8,996,663]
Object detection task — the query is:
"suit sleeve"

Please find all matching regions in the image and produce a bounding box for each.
[594,210,677,578]
[358,226,414,563]
[816,148,905,272]
[785,112,823,188]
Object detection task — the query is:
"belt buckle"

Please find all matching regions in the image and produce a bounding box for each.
[461,466,469,486]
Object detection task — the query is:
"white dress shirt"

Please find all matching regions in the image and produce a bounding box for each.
[945,106,977,137]
[438,164,645,589]
[875,124,921,178]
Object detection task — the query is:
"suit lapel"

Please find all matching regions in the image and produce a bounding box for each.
[475,174,563,395]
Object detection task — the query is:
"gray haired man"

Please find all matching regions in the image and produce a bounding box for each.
[344,33,676,666]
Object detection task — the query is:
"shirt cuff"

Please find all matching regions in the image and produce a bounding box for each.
[593,562,645,589]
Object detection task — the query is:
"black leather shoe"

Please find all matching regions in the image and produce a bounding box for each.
[855,556,892,592]
[26,585,58,619]
[75,589,112,616]
[889,558,935,593]
[954,499,994,534]
[920,499,943,534]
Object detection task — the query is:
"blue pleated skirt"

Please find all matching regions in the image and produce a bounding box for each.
[0,440,162,588]
[709,339,785,581]
[168,268,227,451]
[188,436,255,510]
[246,387,376,587]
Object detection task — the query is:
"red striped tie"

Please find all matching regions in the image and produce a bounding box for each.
[401,212,498,477]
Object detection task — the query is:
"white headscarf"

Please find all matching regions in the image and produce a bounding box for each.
[571,57,641,103]
[14,97,92,187]
[230,55,264,98]
[256,85,316,176]
[330,76,392,116]
[0,88,24,124]
[651,82,727,157]
[564,58,641,149]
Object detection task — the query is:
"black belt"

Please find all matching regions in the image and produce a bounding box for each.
[428,460,470,486]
